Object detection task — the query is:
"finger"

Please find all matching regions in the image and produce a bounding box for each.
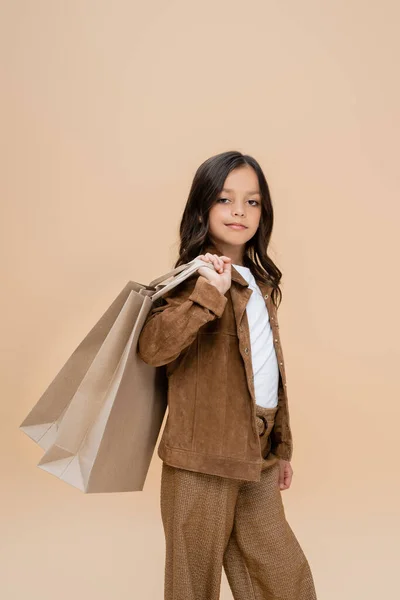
[283,468,292,489]
[208,254,221,272]
[279,470,289,490]
[278,467,285,489]
[216,256,224,272]
[283,475,291,490]
[213,255,226,272]
[222,258,231,272]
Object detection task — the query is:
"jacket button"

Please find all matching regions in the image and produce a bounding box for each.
[264,294,268,299]
[279,362,283,366]
[244,347,249,354]
[274,338,278,343]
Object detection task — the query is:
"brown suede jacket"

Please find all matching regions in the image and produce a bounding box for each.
[137,242,293,482]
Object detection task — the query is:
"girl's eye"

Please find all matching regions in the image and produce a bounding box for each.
[217,198,260,207]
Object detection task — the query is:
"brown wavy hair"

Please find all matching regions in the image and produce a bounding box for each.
[173,150,283,308]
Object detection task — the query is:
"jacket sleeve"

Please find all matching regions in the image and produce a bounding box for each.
[270,415,293,461]
[137,274,228,367]
[270,382,293,461]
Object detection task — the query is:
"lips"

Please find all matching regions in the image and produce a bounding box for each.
[226,224,247,229]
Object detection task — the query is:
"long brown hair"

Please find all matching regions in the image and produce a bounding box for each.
[174,150,283,308]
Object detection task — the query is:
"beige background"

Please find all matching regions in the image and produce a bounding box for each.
[1,1,399,599]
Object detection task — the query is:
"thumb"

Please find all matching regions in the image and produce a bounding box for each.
[221,256,232,271]
[278,464,286,489]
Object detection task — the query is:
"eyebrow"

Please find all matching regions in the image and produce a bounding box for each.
[221,188,261,195]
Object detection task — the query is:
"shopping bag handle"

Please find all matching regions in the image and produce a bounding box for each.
[148,257,216,303]
[147,257,210,287]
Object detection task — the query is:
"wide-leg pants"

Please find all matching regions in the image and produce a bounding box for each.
[160,404,318,600]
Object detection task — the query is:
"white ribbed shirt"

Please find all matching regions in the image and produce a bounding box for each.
[233,264,279,408]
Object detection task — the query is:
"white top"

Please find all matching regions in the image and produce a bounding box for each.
[232,264,279,408]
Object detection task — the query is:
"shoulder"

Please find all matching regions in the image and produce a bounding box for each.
[154,272,200,307]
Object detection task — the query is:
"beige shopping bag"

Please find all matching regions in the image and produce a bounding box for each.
[19,257,215,493]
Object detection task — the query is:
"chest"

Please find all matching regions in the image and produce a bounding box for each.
[200,280,285,385]
[202,280,275,336]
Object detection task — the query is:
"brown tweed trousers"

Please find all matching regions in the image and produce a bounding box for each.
[160,403,318,600]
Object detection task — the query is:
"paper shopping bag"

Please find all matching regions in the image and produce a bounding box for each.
[19,257,215,493]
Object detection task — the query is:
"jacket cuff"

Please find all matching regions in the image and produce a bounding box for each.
[188,276,227,318]
[271,441,293,462]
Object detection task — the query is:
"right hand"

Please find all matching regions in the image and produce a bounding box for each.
[197,253,232,295]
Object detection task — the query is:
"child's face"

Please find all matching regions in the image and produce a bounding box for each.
[208,165,262,250]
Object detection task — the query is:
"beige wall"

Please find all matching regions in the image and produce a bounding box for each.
[2,1,399,598]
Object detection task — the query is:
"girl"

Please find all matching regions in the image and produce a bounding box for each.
[138,151,317,600]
